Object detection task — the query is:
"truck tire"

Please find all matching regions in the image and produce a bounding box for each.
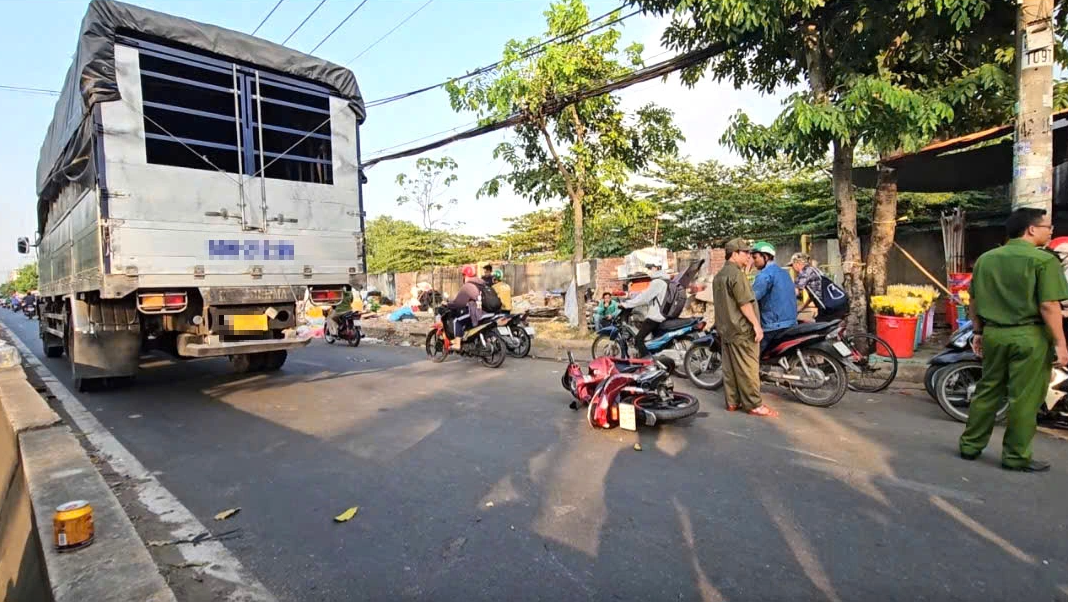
[263,350,287,372]
[44,345,64,358]
[230,353,266,373]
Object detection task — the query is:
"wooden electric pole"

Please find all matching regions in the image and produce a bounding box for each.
[1013,0,1055,214]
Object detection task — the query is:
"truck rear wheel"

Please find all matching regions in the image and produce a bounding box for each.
[229,353,266,373]
[263,350,287,372]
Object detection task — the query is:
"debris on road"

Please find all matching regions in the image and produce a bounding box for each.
[485,501,494,508]
[128,414,142,419]
[334,506,360,522]
[214,507,241,521]
[633,443,642,451]
[148,528,242,547]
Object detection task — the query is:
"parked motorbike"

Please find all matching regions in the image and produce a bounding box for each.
[923,321,975,399]
[591,309,704,375]
[493,312,535,358]
[425,307,507,368]
[562,351,699,429]
[324,310,363,347]
[683,320,852,407]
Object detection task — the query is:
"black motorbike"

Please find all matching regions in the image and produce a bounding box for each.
[928,323,1068,428]
[426,306,507,368]
[22,300,36,320]
[684,320,853,407]
[493,312,534,358]
[324,309,363,347]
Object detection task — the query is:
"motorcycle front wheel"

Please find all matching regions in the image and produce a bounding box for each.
[425,331,448,363]
[324,333,336,344]
[508,326,531,358]
[632,392,700,422]
[480,334,507,368]
[788,349,848,407]
[935,361,1008,424]
[684,344,724,390]
[591,334,625,359]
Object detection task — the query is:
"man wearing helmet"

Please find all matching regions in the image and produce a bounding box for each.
[751,241,798,353]
[446,265,484,349]
[491,269,513,315]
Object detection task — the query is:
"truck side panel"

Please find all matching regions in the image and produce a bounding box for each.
[38,184,102,299]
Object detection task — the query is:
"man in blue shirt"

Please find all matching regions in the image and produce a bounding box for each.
[751,241,798,354]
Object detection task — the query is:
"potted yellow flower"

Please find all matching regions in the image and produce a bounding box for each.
[870,294,925,358]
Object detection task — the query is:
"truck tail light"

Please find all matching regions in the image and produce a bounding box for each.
[138,292,188,314]
[310,288,344,306]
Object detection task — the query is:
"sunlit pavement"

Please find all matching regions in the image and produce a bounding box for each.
[4,310,1068,602]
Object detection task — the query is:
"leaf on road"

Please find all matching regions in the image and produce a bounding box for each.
[334,506,360,522]
[214,508,241,521]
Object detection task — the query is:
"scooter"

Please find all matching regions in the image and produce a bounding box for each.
[929,324,1068,428]
[425,307,507,368]
[562,351,699,429]
[591,309,704,374]
[683,320,852,407]
[324,309,363,347]
[22,301,36,320]
[923,320,975,399]
[493,312,535,358]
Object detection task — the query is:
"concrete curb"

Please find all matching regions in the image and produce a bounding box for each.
[0,332,177,601]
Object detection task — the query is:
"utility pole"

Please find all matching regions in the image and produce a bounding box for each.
[1013,0,1055,214]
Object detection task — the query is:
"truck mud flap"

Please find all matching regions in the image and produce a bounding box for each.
[70,298,141,381]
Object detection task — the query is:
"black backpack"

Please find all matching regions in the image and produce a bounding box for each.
[813,275,848,312]
[477,282,503,313]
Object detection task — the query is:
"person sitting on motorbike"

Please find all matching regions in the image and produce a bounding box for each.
[447,265,484,350]
[491,269,512,315]
[325,288,354,337]
[752,242,798,353]
[482,264,495,286]
[620,270,670,358]
[593,292,620,331]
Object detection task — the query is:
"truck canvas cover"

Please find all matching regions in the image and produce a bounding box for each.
[36,0,365,231]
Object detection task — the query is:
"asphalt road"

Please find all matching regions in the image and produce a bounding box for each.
[5,309,1068,602]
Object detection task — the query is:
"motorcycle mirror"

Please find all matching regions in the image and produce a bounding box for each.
[567,351,575,365]
[16,237,29,254]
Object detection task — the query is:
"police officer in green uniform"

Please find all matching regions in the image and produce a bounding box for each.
[961,208,1068,472]
[712,238,778,417]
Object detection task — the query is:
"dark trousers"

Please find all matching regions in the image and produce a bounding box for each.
[634,319,659,357]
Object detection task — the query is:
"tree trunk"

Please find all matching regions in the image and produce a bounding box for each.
[540,122,587,333]
[865,163,898,298]
[832,139,867,334]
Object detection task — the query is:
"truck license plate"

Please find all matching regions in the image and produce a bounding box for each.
[231,315,268,331]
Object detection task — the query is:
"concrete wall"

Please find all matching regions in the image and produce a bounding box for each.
[0,370,50,602]
[369,223,1011,306]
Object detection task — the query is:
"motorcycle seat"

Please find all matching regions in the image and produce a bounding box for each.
[657,317,700,332]
[774,320,840,340]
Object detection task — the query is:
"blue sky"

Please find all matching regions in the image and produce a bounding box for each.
[0,0,787,278]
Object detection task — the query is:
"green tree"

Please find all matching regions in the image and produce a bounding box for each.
[447,0,682,331]
[637,0,1015,329]
[396,156,460,230]
[0,281,14,297]
[494,209,566,261]
[12,263,37,293]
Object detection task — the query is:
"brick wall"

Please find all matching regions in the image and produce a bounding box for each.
[594,257,625,295]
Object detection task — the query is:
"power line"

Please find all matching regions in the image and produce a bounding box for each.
[281,0,328,46]
[363,5,637,109]
[309,0,371,54]
[361,41,734,167]
[0,85,60,96]
[251,0,286,36]
[345,0,434,65]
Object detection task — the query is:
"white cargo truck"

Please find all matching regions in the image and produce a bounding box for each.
[23,0,367,388]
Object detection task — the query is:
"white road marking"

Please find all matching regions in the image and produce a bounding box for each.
[0,320,276,602]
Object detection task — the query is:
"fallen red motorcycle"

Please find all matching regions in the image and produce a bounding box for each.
[562,352,699,429]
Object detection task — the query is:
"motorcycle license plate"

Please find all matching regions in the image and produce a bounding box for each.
[832,341,852,357]
[497,326,511,337]
[618,402,637,431]
[523,326,535,335]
